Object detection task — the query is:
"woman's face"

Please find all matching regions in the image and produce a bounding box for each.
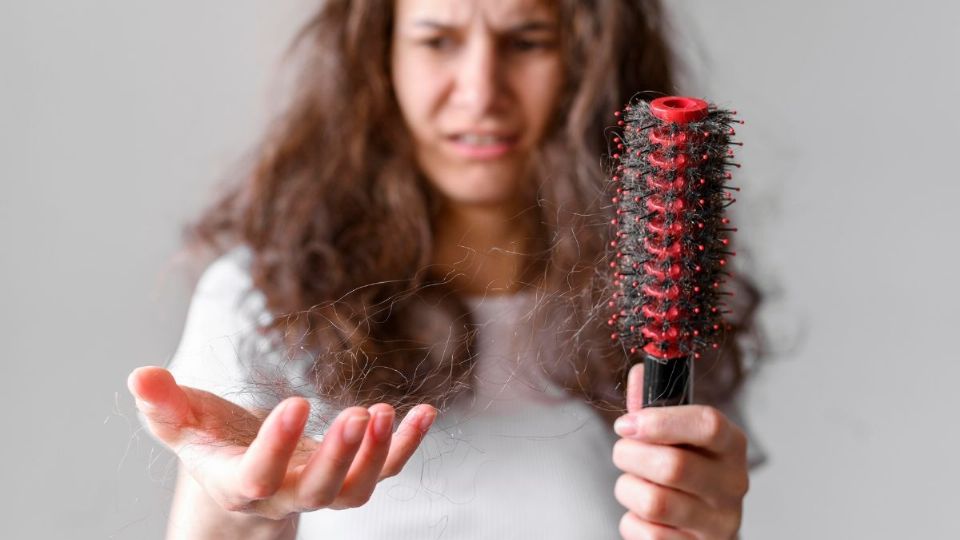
[391,0,564,208]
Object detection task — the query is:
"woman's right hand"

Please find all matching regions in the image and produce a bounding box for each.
[127,366,436,520]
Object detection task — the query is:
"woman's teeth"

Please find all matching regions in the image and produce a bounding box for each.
[455,134,509,145]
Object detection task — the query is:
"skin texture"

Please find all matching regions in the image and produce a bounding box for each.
[612,364,749,539]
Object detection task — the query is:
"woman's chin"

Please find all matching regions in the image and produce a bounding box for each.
[430,174,526,209]
[439,182,524,208]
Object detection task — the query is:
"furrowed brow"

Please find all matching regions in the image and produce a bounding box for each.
[504,20,556,33]
[410,19,556,33]
[412,19,456,31]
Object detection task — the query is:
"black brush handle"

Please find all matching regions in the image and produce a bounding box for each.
[642,355,693,407]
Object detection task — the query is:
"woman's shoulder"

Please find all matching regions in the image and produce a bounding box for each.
[167,244,339,426]
[188,243,275,323]
[194,244,254,299]
[166,244,288,409]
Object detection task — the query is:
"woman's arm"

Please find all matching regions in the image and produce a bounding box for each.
[130,367,436,538]
[166,464,298,540]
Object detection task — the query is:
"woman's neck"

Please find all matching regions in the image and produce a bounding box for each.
[432,200,542,296]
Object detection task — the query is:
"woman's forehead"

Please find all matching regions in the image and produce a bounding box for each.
[395,0,557,28]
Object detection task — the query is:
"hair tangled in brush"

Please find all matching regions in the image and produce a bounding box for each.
[610,97,742,361]
[178,0,763,422]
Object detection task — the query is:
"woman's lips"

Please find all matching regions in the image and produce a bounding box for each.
[446,133,519,160]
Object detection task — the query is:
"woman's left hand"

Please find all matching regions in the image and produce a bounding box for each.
[611,364,749,540]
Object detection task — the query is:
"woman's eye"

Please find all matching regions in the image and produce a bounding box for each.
[510,39,538,51]
[421,36,455,50]
[507,37,552,53]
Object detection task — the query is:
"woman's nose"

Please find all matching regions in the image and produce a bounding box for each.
[451,40,502,117]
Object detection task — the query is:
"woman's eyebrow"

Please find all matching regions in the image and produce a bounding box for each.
[503,20,557,33]
[410,19,556,33]
[411,19,454,30]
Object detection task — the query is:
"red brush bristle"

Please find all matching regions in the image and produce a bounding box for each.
[608,96,741,363]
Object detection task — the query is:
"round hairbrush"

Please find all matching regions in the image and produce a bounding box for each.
[608,96,742,407]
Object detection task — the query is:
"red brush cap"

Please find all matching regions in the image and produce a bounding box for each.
[650,96,709,124]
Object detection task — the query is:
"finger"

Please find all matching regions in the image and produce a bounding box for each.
[626,363,644,413]
[612,439,740,500]
[127,366,196,443]
[616,405,742,455]
[333,403,395,508]
[618,511,694,540]
[379,405,436,480]
[615,474,713,534]
[295,407,370,510]
[235,398,310,501]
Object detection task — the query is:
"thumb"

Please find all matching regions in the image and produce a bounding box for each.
[128,366,196,443]
[626,362,644,413]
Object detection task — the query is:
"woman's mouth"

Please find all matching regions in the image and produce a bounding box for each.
[446,133,519,160]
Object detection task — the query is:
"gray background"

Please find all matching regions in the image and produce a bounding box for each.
[1,1,957,538]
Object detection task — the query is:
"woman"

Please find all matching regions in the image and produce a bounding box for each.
[129,1,759,538]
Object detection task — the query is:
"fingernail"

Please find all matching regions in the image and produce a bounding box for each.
[614,416,637,437]
[280,401,304,434]
[134,397,158,414]
[416,408,436,434]
[373,410,394,441]
[343,414,368,445]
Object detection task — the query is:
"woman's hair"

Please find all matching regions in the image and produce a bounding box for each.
[182,0,763,421]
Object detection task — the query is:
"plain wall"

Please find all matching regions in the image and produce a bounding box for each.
[1,1,957,538]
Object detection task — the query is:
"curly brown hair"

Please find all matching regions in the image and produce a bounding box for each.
[181,0,762,423]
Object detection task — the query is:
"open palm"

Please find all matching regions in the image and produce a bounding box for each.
[128,366,436,520]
